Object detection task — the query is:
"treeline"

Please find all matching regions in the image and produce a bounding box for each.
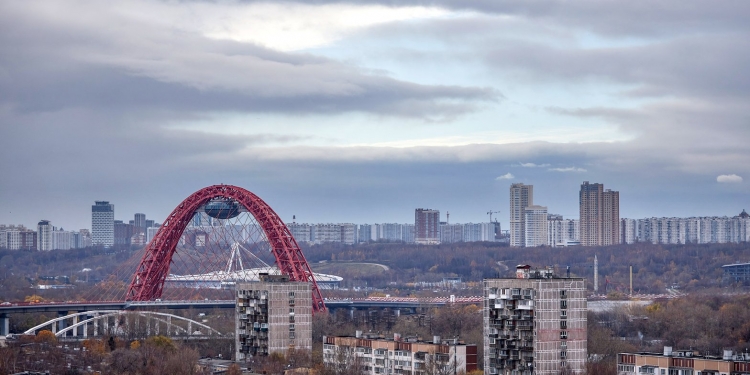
[302,241,750,293]
[3,241,750,304]
[587,294,750,375]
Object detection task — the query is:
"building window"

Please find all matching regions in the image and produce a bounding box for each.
[560,320,567,329]
[561,310,567,319]
[560,300,568,309]
[289,331,295,339]
[560,290,567,299]
[560,331,568,339]
[560,351,567,359]
[289,292,295,297]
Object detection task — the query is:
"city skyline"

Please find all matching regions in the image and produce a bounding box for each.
[1,1,749,233]
[2,188,750,237]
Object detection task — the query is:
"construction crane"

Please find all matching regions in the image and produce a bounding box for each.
[487,210,500,223]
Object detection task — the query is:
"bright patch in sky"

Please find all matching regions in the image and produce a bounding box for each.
[195,3,449,51]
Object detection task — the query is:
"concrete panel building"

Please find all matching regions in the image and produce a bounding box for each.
[323,332,478,375]
[617,347,750,375]
[509,183,533,247]
[37,220,52,251]
[524,205,548,247]
[236,274,312,361]
[579,182,619,246]
[415,209,440,245]
[484,266,587,375]
[91,201,114,247]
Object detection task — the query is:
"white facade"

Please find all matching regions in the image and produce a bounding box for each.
[620,218,637,244]
[323,333,476,375]
[633,215,750,245]
[52,229,73,250]
[547,215,579,247]
[510,183,533,247]
[91,201,114,247]
[37,220,53,251]
[524,205,548,247]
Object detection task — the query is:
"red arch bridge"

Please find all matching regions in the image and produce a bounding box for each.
[0,184,485,337]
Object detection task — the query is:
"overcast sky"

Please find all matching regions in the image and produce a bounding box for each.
[1,0,749,232]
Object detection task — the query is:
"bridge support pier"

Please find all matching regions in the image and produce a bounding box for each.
[71,314,79,337]
[93,314,99,336]
[57,311,67,335]
[0,314,8,336]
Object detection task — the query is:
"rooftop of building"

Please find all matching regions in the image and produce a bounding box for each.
[621,347,750,362]
[328,331,470,346]
[487,265,585,280]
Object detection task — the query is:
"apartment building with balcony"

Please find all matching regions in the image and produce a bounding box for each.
[323,332,477,375]
[484,266,586,375]
[235,274,312,361]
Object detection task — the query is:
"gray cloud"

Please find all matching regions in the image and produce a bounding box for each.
[241,0,750,37]
[2,0,749,232]
[0,1,498,119]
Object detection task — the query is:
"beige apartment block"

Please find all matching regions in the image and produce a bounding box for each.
[617,347,750,375]
[235,275,312,361]
[484,266,587,375]
[323,332,478,375]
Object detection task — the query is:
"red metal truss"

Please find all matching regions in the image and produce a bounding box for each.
[125,184,327,313]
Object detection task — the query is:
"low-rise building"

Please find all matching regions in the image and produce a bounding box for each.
[323,332,477,375]
[617,347,750,375]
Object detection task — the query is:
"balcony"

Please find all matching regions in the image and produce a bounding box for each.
[517,301,534,310]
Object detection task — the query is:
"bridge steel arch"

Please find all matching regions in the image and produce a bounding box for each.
[25,311,222,337]
[126,184,326,313]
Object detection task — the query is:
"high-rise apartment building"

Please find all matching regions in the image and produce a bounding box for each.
[2,225,37,250]
[91,201,114,247]
[484,265,587,375]
[620,218,637,244]
[547,215,580,247]
[235,274,312,361]
[579,182,620,246]
[133,213,147,234]
[524,205,548,247]
[415,209,440,245]
[37,220,52,251]
[509,184,534,247]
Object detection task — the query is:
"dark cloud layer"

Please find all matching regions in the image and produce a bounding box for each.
[0,2,498,118]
